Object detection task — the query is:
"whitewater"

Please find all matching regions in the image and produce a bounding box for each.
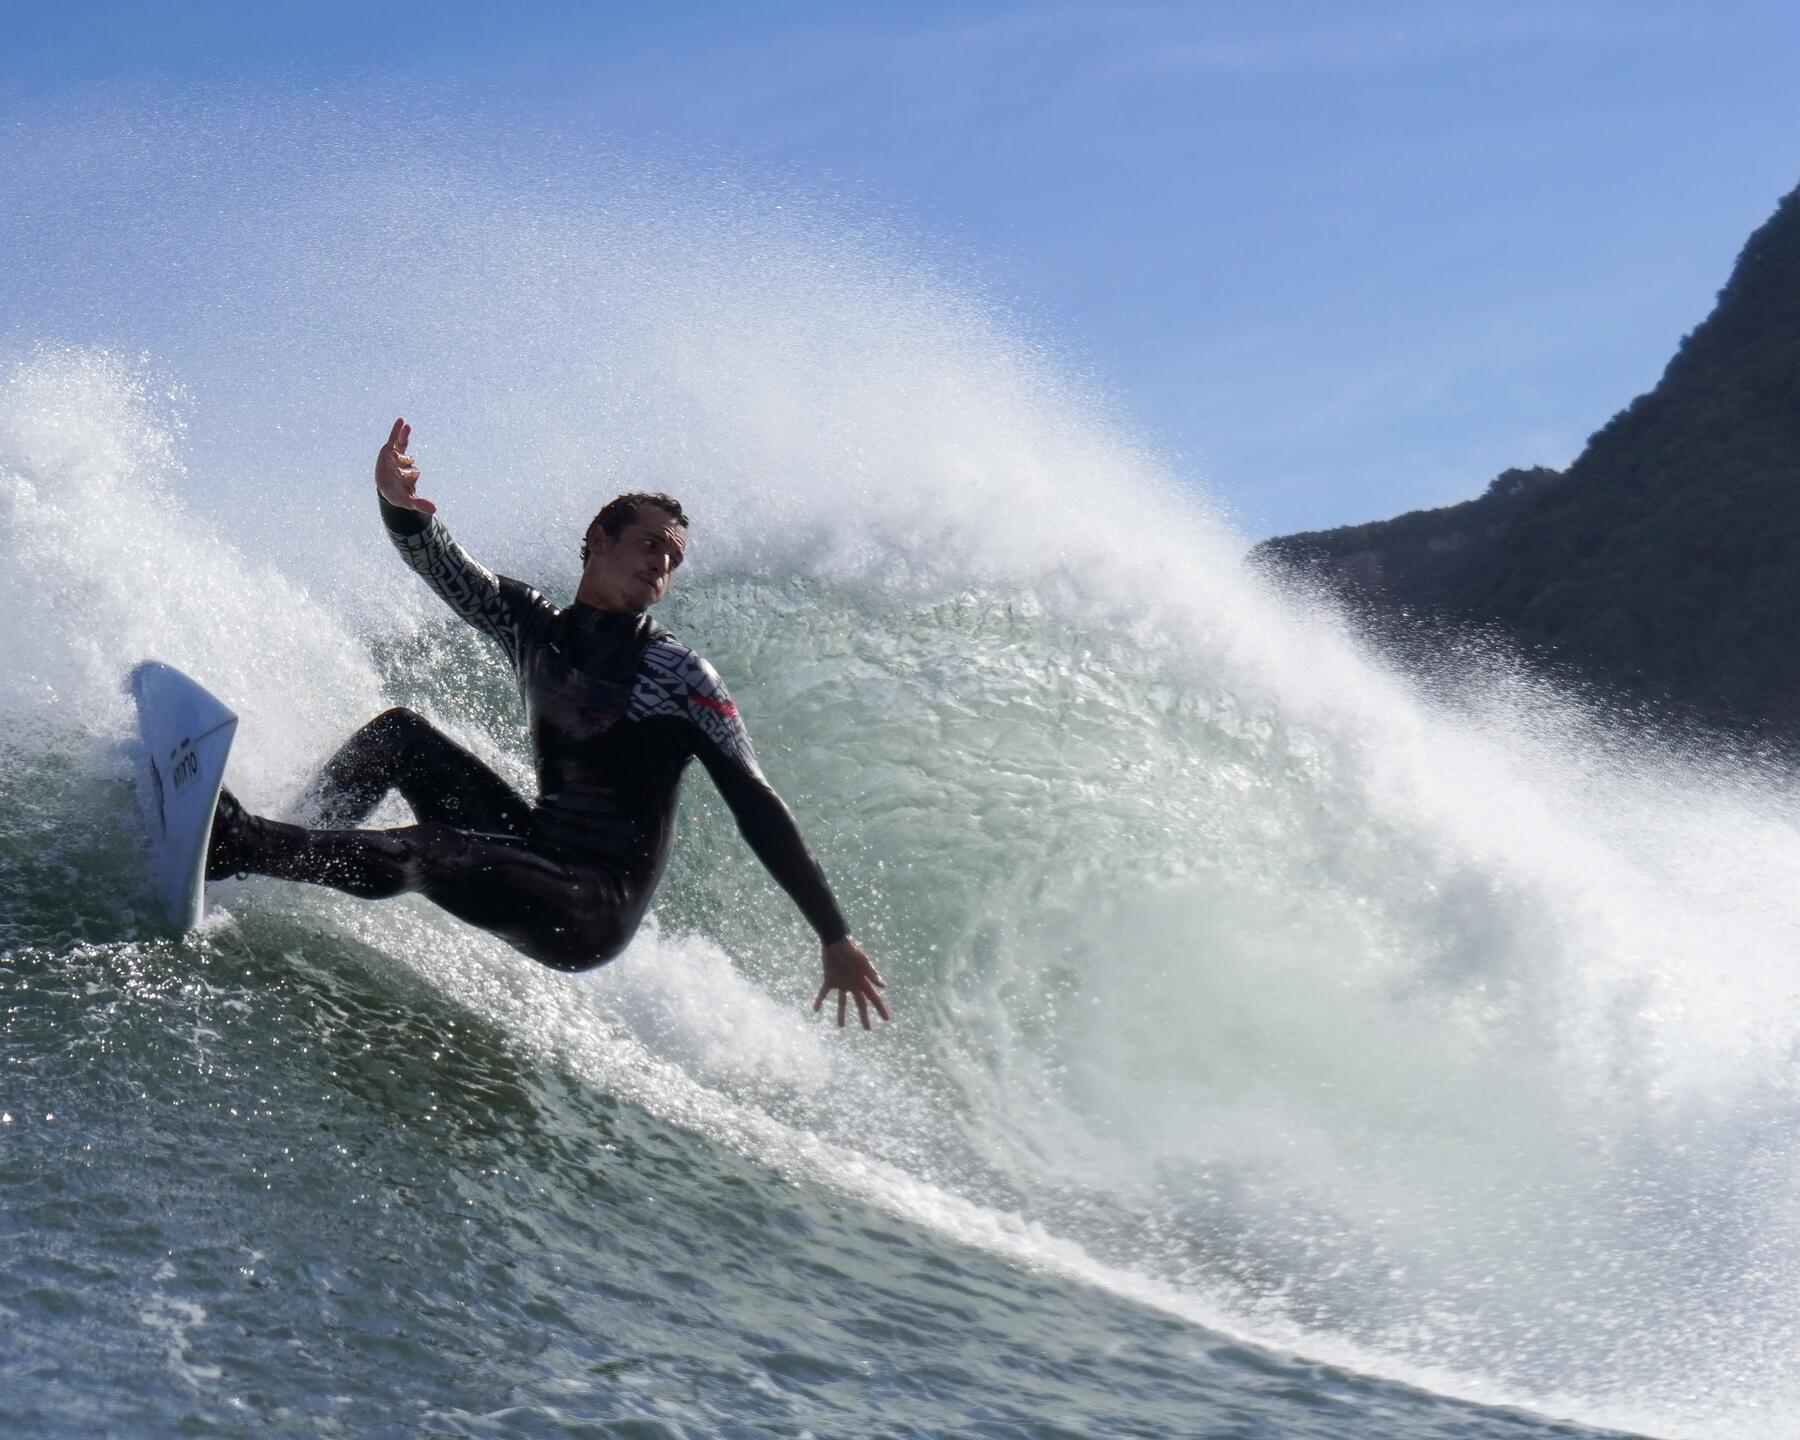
[4,105,1800,1439]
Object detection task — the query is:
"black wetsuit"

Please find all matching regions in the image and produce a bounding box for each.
[211,498,848,971]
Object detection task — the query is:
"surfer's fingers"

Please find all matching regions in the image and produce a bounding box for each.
[868,987,891,1023]
[837,989,848,1028]
[813,979,830,1012]
[387,417,405,448]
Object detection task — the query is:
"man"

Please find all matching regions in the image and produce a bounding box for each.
[206,419,890,1029]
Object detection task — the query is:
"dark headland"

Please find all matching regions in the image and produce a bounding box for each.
[1254,180,1800,740]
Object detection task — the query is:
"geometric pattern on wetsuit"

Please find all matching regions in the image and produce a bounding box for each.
[632,635,765,781]
[387,511,534,670]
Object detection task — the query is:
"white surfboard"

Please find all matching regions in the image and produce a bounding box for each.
[128,661,238,930]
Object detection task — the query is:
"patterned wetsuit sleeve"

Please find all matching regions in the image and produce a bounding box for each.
[380,495,535,671]
[644,641,849,944]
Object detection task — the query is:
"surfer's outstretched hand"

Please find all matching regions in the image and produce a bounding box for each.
[376,417,436,515]
[815,937,891,1030]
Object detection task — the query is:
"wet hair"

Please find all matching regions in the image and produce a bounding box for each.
[580,492,689,565]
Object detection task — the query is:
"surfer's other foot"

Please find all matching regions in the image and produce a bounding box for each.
[205,787,255,881]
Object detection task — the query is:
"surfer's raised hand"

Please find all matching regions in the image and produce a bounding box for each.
[815,937,891,1030]
[376,417,436,515]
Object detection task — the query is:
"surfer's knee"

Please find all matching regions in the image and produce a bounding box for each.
[360,706,441,771]
[367,705,428,741]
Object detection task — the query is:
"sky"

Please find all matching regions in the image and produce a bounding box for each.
[4,0,1798,538]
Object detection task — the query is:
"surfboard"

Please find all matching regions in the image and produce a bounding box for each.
[128,661,238,930]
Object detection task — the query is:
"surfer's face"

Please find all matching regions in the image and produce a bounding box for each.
[584,506,687,611]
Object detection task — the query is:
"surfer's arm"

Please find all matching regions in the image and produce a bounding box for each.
[379,496,541,670]
[694,723,849,947]
[702,730,892,1036]
[683,660,888,1026]
[374,416,540,669]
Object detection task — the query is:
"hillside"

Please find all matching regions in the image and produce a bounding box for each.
[1256,181,1800,733]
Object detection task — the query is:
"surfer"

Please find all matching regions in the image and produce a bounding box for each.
[206,419,890,1029]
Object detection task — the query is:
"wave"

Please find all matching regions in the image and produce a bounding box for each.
[6,103,1800,1440]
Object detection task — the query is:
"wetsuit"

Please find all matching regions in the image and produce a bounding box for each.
[209,497,848,971]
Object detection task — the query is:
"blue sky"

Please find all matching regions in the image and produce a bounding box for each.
[5,1,1798,537]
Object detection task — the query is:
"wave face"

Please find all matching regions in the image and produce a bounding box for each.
[7,104,1800,1439]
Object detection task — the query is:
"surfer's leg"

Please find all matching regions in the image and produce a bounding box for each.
[208,804,632,970]
[304,707,531,834]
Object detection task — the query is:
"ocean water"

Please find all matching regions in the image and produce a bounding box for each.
[5,105,1800,1439]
